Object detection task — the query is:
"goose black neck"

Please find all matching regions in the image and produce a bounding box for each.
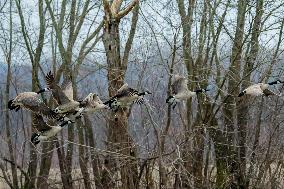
[36,88,47,94]
[268,80,281,85]
[166,95,174,103]
[138,91,151,96]
[238,91,246,97]
[8,99,15,110]
[138,92,146,96]
[194,88,208,94]
[103,99,115,105]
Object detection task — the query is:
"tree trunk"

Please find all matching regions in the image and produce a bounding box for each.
[37,142,55,189]
[221,0,247,188]
[101,1,139,188]
[191,1,208,187]
[4,1,18,187]
[77,119,92,189]
[176,0,196,187]
[84,115,102,188]
[237,1,263,188]
[56,140,74,189]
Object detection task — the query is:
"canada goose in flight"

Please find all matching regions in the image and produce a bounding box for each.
[45,72,108,121]
[45,71,80,114]
[104,83,151,112]
[80,93,109,112]
[58,93,109,122]
[45,71,74,106]
[8,89,58,119]
[238,80,283,97]
[166,75,209,109]
[31,114,73,145]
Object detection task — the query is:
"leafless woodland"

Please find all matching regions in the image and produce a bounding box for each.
[1,0,284,188]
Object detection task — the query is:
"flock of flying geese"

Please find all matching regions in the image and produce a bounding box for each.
[7,72,283,145]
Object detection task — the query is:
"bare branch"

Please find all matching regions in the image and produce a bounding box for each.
[15,0,34,65]
[45,0,66,57]
[122,2,139,66]
[73,0,91,44]
[110,0,123,15]
[103,0,111,18]
[2,158,30,182]
[116,0,139,20]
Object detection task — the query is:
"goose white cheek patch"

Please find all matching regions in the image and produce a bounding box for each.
[168,97,175,104]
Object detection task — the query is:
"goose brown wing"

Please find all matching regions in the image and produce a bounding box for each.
[114,87,138,99]
[117,83,129,93]
[79,93,94,107]
[104,84,138,105]
[61,78,74,101]
[172,77,188,95]
[32,114,52,132]
[263,88,277,96]
[45,71,72,105]
[21,97,58,119]
[45,71,59,89]
[107,83,137,99]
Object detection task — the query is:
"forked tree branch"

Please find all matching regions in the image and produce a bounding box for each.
[111,0,123,15]
[103,0,111,18]
[116,0,139,19]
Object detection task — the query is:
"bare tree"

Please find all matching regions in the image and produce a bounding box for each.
[101,0,139,188]
[2,0,18,188]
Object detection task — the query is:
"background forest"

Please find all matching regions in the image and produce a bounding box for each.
[1,0,284,188]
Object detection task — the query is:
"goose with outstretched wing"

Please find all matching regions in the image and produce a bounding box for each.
[166,75,209,109]
[104,83,151,112]
[238,80,283,97]
[45,71,80,113]
[8,88,57,119]
[80,93,109,112]
[31,114,72,145]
